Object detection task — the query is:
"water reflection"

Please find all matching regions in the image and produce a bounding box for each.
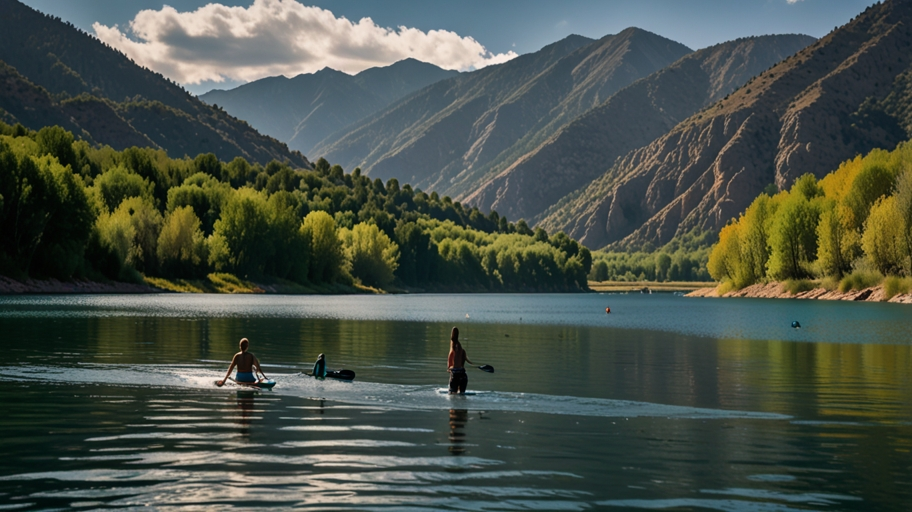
[235,390,256,435]
[448,408,468,455]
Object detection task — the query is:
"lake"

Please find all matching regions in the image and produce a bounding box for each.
[0,293,910,510]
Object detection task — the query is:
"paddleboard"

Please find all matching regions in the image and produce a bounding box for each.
[216,378,276,389]
[437,388,477,396]
[305,369,356,381]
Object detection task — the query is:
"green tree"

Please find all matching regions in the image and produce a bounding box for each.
[654,252,672,282]
[113,196,163,274]
[591,260,609,282]
[340,222,399,287]
[894,168,912,272]
[266,191,309,283]
[0,150,93,278]
[767,193,820,280]
[166,173,231,235]
[862,195,905,275]
[35,126,77,170]
[209,188,273,276]
[844,163,895,231]
[301,210,345,283]
[157,206,208,278]
[738,194,775,285]
[92,166,155,212]
[394,221,437,286]
[816,201,858,277]
[708,222,743,283]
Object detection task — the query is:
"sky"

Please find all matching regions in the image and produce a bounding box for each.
[21,0,878,95]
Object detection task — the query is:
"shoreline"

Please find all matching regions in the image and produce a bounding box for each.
[0,275,161,294]
[687,282,912,304]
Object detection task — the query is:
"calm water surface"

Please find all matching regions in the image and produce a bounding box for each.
[0,293,910,510]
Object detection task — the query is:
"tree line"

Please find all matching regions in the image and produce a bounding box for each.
[708,142,912,294]
[0,122,591,292]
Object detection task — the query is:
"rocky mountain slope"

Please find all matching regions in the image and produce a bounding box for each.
[200,59,458,155]
[0,0,308,167]
[311,29,692,198]
[541,0,912,250]
[464,34,815,224]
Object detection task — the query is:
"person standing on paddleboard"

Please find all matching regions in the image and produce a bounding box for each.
[447,327,475,394]
[217,338,267,386]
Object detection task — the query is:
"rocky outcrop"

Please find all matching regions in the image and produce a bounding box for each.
[463,35,814,224]
[541,0,912,249]
[687,281,912,303]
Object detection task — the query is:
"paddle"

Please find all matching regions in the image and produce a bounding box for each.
[477,365,494,373]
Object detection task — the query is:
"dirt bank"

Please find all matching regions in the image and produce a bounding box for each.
[0,275,162,294]
[687,282,912,304]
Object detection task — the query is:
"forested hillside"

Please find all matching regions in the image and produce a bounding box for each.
[200,59,458,155]
[0,121,590,292]
[541,0,912,251]
[708,142,912,297]
[0,0,308,167]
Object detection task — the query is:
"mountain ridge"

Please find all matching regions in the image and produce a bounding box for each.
[463,34,816,224]
[539,0,912,250]
[0,0,308,167]
[311,29,690,197]
[200,58,459,155]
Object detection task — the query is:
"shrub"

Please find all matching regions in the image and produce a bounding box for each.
[883,276,912,299]
[838,269,883,292]
[784,279,815,295]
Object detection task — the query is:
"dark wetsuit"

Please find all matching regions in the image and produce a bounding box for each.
[448,342,469,393]
[448,367,467,393]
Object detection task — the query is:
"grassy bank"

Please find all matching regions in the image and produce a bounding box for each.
[144,273,375,294]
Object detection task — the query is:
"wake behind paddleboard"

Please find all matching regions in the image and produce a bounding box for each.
[437,388,477,396]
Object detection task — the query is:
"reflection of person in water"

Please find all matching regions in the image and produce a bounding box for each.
[447,327,474,394]
[235,392,255,435]
[448,408,468,455]
[217,338,267,386]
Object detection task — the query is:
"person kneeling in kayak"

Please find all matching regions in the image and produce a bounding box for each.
[447,327,475,394]
[217,337,267,386]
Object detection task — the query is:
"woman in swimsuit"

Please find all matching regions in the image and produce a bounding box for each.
[217,337,267,386]
[447,327,474,394]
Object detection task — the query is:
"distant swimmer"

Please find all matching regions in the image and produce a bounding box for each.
[447,327,475,394]
[217,337,267,386]
[791,321,801,329]
[605,307,611,314]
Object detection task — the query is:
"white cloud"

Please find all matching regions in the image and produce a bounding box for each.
[92,0,517,85]
[786,0,805,4]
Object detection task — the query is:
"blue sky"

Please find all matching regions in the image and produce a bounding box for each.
[21,0,877,95]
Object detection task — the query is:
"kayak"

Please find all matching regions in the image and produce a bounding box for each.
[215,378,276,389]
[305,369,356,381]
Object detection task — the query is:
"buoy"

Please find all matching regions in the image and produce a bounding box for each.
[605,307,611,314]
[791,321,801,329]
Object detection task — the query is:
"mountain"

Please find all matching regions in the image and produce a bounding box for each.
[0,0,308,167]
[199,59,458,155]
[540,0,912,250]
[463,34,816,224]
[311,29,692,198]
